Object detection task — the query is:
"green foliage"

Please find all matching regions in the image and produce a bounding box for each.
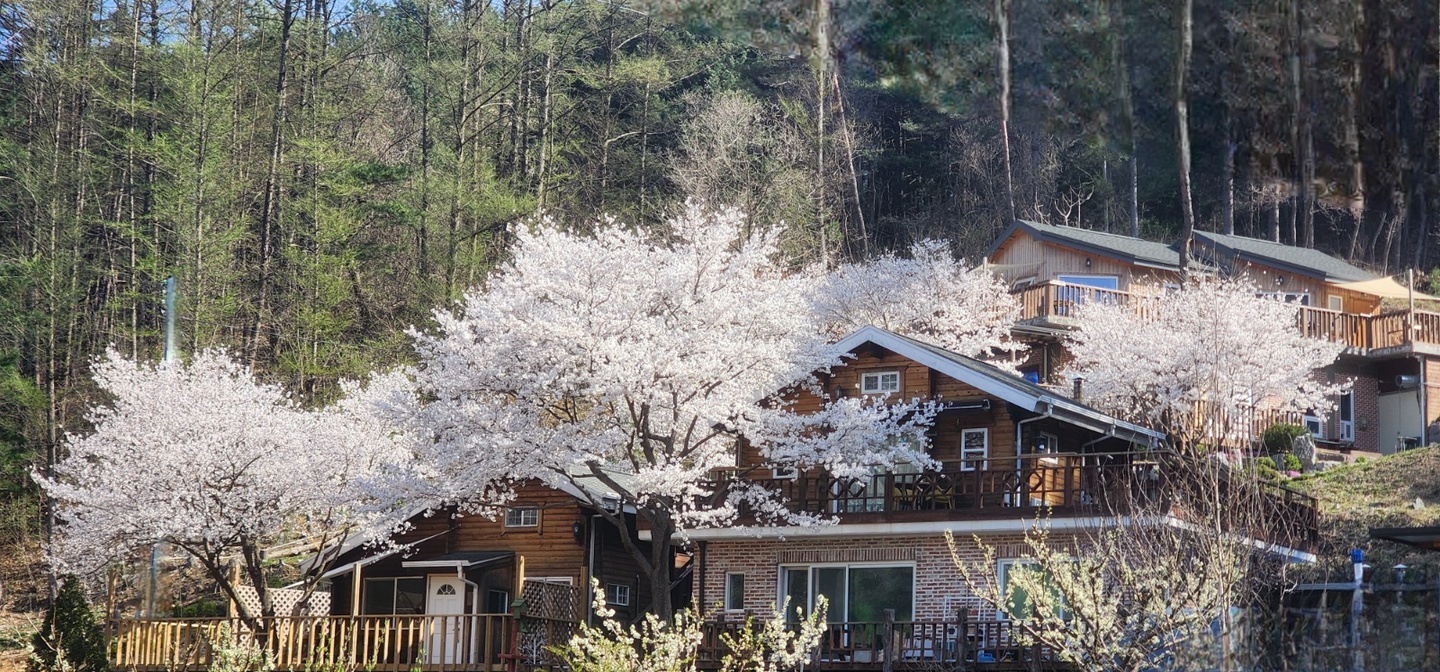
[1263,423,1308,454]
[1281,453,1303,473]
[1253,456,1279,480]
[173,597,226,618]
[29,576,108,672]
[207,625,275,672]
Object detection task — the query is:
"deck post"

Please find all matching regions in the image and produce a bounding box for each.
[882,609,895,672]
[955,609,968,666]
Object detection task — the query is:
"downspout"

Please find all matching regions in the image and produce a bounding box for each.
[1416,354,1428,448]
[586,513,600,626]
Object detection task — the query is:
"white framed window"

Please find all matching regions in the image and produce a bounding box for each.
[1304,414,1322,439]
[605,583,631,607]
[1056,274,1119,290]
[1036,432,1059,465]
[1258,291,1312,306]
[860,371,901,395]
[1338,393,1354,442]
[504,507,540,528]
[778,563,914,625]
[771,466,798,480]
[997,559,1067,620]
[960,428,989,471]
[724,573,745,612]
[1328,295,1344,312]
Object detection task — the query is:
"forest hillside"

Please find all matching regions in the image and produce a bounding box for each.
[1,0,1437,624]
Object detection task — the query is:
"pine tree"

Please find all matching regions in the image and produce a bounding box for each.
[29,576,108,672]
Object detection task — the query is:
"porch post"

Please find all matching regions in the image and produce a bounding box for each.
[882,609,895,672]
[351,563,362,617]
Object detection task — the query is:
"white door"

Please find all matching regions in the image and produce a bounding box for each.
[1377,390,1423,454]
[426,576,469,665]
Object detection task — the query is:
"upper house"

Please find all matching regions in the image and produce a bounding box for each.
[986,220,1440,454]
[684,326,1316,670]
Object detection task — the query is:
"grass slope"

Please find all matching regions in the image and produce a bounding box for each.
[1287,446,1440,579]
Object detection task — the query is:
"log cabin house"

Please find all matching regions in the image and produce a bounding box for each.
[686,326,1318,670]
[108,471,689,672]
[987,219,1440,456]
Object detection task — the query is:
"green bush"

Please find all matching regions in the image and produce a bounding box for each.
[30,575,108,672]
[1282,453,1303,472]
[1254,456,1279,480]
[1263,423,1308,453]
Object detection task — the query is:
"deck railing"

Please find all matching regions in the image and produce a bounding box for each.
[713,454,1319,552]
[109,614,515,672]
[720,455,1160,520]
[1016,280,1440,353]
[699,617,1059,670]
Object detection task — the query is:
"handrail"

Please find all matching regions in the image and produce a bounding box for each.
[1014,280,1440,352]
[108,614,518,672]
[698,617,1054,670]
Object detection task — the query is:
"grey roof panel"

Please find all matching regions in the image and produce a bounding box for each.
[1192,231,1374,282]
[986,220,1182,270]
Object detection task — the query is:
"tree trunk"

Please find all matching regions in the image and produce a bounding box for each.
[251,0,295,366]
[997,0,1016,223]
[1175,0,1195,280]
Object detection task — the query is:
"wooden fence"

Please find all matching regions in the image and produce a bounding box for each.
[109,614,515,672]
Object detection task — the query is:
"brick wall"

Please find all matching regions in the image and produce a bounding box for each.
[698,532,1053,621]
[1349,372,1380,453]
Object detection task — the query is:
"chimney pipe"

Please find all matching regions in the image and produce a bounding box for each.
[1072,376,1084,402]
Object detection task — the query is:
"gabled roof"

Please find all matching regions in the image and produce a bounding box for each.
[831,326,1165,447]
[1192,231,1375,282]
[986,220,1183,271]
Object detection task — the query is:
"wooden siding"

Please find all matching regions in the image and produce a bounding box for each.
[988,230,1176,291]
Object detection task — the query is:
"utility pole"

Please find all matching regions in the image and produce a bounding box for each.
[146,276,177,617]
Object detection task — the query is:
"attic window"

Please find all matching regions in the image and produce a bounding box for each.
[504,507,540,528]
[861,371,901,395]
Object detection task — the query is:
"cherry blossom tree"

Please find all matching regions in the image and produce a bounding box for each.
[815,240,1022,358]
[1064,277,1347,454]
[391,204,938,618]
[38,350,405,628]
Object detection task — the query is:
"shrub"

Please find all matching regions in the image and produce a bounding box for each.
[29,576,107,672]
[1254,456,1279,480]
[1282,453,1303,472]
[1263,424,1308,454]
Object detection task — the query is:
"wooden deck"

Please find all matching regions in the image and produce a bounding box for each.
[699,617,1073,671]
[1015,280,1440,355]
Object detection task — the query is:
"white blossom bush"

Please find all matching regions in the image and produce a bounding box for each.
[554,579,826,672]
[37,349,408,624]
[816,239,1022,358]
[383,204,943,616]
[948,516,1251,672]
[1064,277,1347,453]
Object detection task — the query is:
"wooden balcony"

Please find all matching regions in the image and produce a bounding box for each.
[699,616,1067,671]
[1014,280,1440,356]
[107,614,535,672]
[720,455,1160,523]
[714,454,1319,553]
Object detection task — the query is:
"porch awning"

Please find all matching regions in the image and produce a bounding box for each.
[1334,277,1440,301]
[401,551,514,570]
[318,548,400,580]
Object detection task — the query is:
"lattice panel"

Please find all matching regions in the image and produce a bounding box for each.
[519,580,577,621]
[232,585,330,617]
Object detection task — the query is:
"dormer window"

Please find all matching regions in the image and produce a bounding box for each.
[861,371,901,395]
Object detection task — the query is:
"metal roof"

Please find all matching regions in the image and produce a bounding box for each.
[986,220,1183,270]
[1192,231,1375,282]
[831,326,1166,447]
[1370,525,1440,552]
